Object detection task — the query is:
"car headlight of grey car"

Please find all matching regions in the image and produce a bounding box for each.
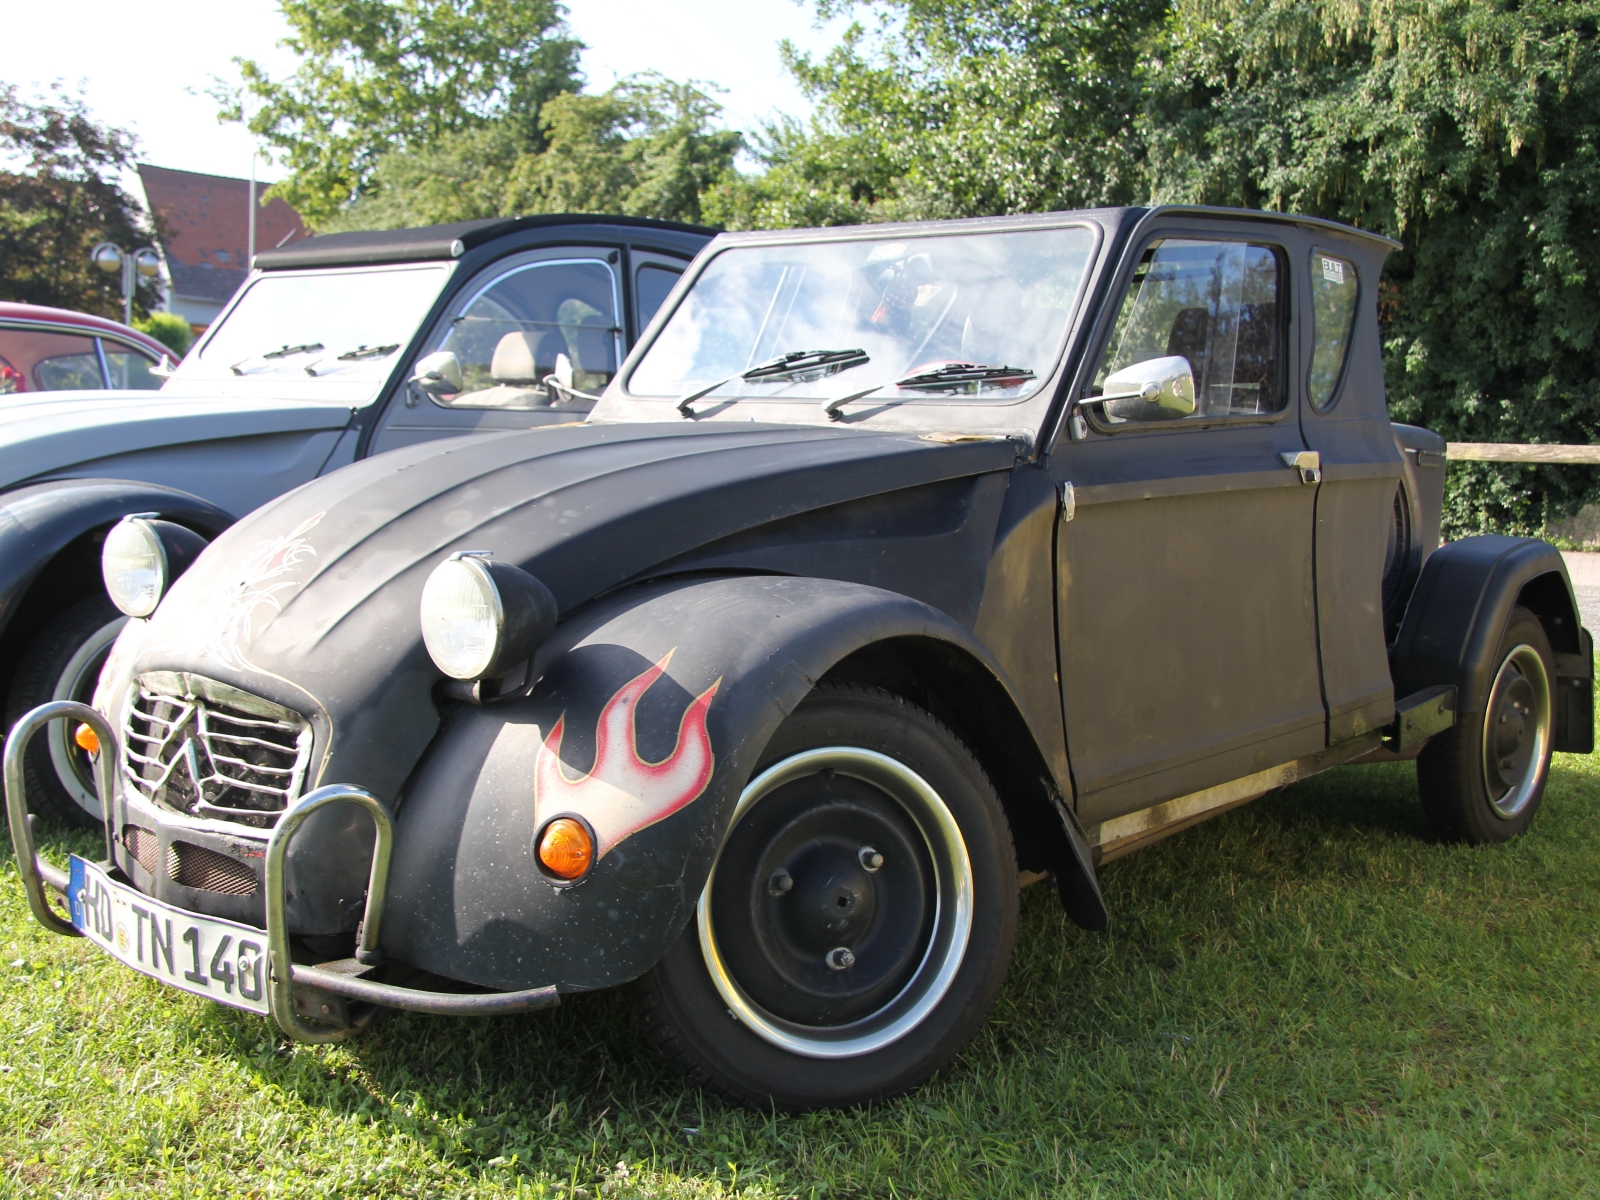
[420,551,558,681]
[101,514,210,618]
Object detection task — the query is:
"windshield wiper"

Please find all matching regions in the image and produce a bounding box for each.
[822,362,1036,421]
[232,342,326,376]
[336,343,401,361]
[677,349,869,416]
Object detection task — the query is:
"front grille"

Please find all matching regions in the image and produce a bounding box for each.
[122,673,313,829]
[166,840,259,896]
[122,825,158,875]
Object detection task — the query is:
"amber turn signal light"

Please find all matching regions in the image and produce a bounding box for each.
[537,817,594,880]
[74,723,100,755]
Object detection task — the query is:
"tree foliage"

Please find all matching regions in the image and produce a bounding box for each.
[323,75,741,231]
[228,0,582,226]
[0,85,160,319]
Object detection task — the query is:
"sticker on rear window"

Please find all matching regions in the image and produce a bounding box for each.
[1321,257,1345,284]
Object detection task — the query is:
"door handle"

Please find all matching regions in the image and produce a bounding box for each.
[1280,450,1321,484]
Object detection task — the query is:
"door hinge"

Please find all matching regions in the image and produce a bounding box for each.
[1060,481,1076,521]
[1280,450,1321,484]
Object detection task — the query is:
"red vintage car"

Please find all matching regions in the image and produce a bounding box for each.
[0,302,176,393]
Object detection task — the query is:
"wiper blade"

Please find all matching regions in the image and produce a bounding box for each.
[261,342,325,359]
[336,343,400,361]
[823,362,1036,420]
[896,362,1035,391]
[678,349,869,415]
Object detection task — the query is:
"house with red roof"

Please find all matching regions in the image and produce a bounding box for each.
[137,165,309,330]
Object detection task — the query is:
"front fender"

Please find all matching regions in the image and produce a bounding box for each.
[381,574,1082,992]
[0,479,234,637]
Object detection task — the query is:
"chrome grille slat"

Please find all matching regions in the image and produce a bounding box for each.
[121,677,312,830]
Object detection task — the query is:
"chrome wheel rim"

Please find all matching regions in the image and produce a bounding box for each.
[1482,643,1552,820]
[47,615,126,819]
[697,746,974,1059]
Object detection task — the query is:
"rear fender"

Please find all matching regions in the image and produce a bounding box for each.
[1391,535,1592,753]
[381,574,1103,993]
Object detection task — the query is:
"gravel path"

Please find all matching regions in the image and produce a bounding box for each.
[1562,552,1600,634]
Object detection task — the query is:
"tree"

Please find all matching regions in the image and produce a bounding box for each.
[226,0,583,226]
[321,74,743,231]
[0,85,160,319]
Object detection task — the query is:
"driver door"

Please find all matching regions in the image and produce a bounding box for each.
[1053,231,1327,824]
[370,249,623,455]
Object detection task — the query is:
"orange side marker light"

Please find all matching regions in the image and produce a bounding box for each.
[74,723,100,755]
[537,817,593,880]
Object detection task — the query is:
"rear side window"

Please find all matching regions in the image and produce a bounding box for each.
[1091,239,1285,421]
[636,264,682,330]
[104,343,162,390]
[1308,252,1359,410]
[34,344,104,390]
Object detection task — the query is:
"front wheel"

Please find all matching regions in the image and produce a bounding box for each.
[637,682,1018,1110]
[5,595,127,827]
[1417,606,1555,843]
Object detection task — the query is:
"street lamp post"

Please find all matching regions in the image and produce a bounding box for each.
[90,243,163,327]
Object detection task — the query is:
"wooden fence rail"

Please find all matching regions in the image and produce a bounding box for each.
[1446,443,1600,464]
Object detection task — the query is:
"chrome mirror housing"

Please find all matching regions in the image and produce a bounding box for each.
[409,350,463,396]
[1098,356,1197,421]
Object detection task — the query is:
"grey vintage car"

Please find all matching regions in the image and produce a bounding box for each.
[0,215,713,826]
[7,205,1592,1111]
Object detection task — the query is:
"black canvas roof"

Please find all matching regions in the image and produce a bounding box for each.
[254,213,717,271]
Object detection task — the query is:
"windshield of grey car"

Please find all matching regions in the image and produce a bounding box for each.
[189,264,450,383]
[626,228,1095,406]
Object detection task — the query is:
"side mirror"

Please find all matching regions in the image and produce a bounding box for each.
[409,350,463,396]
[1098,356,1196,421]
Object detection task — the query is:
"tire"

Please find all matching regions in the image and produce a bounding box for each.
[5,595,127,828]
[637,682,1019,1111]
[1417,606,1555,843]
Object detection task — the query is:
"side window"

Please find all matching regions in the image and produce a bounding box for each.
[636,263,682,330]
[429,258,620,411]
[1308,252,1358,410]
[103,343,163,390]
[1090,239,1284,422]
[33,336,106,390]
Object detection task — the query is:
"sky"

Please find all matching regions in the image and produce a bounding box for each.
[5,0,853,187]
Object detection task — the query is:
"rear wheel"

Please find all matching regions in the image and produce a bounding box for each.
[6,595,126,827]
[638,682,1018,1110]
[1417,606,1554,843]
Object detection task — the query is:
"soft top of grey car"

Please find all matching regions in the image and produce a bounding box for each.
[255,213,718,271]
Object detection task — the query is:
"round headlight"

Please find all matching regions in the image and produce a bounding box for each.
[101,515,211,618]
[420,552,558,683]
[102,518,167,617]
[420,554,502,680]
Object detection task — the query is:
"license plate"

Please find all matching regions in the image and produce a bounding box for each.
[68,856,269,1014]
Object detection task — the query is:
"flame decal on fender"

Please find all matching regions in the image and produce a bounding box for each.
[534,649,720,860]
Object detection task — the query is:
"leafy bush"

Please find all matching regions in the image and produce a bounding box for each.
[133,311,192,356]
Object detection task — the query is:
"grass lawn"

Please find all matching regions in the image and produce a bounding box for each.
[2,749,1597,1198]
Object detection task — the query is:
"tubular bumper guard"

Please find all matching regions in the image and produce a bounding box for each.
[4,701,559,1042]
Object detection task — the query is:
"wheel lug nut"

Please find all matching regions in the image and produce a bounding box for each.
[858,846,884,871]
[825,947,855,970]
[767,868,793,897]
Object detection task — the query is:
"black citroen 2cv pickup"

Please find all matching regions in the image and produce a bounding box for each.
[7,205,1592,1110]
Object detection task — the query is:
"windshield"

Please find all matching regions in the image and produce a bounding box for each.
[188,264,450,385]
[627,227,1095,406]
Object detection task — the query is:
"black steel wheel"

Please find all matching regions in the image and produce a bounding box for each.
[1417,606,1555,843]
[5,594,126,827]
[638,682,1018,1110]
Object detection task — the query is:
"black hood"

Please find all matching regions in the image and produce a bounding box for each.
[130,422,1017,802]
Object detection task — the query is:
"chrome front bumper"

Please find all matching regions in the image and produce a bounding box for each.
[4,701,559,1043]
